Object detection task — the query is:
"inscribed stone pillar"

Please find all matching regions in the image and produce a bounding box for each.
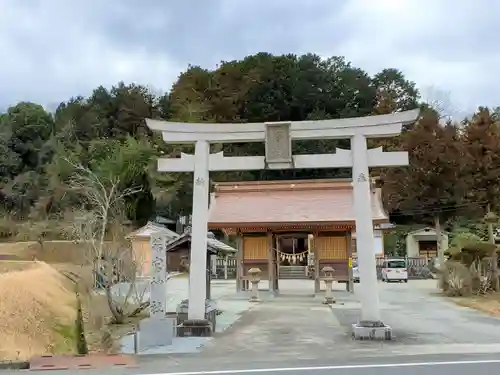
[149,233,167,318]
[137,233,174,351]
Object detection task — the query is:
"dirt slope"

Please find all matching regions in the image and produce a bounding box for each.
[0,262,77,360]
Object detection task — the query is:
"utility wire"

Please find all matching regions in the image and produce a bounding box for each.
[388,200,488,217]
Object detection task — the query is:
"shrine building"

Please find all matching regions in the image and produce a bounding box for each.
[208,178,389,293]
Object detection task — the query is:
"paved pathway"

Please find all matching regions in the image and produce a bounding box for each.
[111,276,240,308]
[331,280,500,347]
[151,279,500,368]
[199,294,341,362]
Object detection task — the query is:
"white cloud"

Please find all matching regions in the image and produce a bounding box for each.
[0,0,499,117]
[0,0,181,107]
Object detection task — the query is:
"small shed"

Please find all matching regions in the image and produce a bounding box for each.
[126,222,179,276]
[165,230,237,299]
[406,227,449,258]
[164,231,237,273]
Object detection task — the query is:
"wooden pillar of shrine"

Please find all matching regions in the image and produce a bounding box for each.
[346,230,354,293]
[235,232,243,292]
[313,231,320,294]
[267,232,276,294]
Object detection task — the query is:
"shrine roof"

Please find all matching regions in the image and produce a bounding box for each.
[126,221,179,240]
[165,230,237,254]
[208,179,389,229]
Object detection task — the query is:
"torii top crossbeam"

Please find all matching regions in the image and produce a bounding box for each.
[146,109,420,143]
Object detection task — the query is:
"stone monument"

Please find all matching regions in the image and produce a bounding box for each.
[146,109,420,339]
[136,233,175,351]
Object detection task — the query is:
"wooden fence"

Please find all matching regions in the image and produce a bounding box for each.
[214,256,237,279]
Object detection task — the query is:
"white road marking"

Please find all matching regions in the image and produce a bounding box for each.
[143,359,500,375]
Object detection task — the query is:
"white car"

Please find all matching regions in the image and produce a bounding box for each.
[381,259,408,283]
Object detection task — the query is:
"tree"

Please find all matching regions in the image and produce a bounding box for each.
[462,107,500,290]
[372,68,420,115]
[382,110,466,266]
[63,155,146,324]
[0,52,426,221]
[421,85,458,121]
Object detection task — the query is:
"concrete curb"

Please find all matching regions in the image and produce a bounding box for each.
[0,360,30,370]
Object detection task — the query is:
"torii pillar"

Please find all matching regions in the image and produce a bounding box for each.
[146,109,419,338]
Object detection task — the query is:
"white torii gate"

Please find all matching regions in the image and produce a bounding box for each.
[146,109,419,332]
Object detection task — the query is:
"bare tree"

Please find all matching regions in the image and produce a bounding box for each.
[63,158,147,323]
[421,85,459,121]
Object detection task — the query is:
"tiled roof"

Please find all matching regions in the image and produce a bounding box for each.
[165,232,237,254]
[126,222,179,239]
[208,179,388,228]
[207,237,237,253]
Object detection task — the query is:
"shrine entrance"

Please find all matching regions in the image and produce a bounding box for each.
[277,235,309,266]
[275,234,310,280]
[207,179,390,296]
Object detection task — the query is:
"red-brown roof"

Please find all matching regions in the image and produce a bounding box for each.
[208,179,388,229]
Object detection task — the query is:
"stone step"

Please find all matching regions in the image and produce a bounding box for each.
[278,266,308,279]
[279,276,309,279]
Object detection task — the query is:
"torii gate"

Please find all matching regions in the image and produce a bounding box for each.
[146,109,419,337]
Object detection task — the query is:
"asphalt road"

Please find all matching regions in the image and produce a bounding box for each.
[172,363,499,375]
[134,356,500,375]
[1,353,500,375]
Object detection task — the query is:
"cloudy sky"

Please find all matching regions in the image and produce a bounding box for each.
[0,0,498,118]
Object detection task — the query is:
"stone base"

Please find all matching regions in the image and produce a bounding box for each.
[249,295,260,302]
[322,297,335,304]
[177,319,212,337]
[351,321,392,340]
[175,299,218,334]
[137,317,175,351]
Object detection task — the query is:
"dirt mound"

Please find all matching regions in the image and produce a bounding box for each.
[0,262,77,360]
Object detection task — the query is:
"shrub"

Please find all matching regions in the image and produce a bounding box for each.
[439,261,473,296]
[74,291,88,355]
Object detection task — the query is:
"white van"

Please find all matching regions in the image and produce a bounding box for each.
[381,258,408,283]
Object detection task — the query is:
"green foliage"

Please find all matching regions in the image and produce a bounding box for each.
[0,52,498,230]
[0,53,422,224]
[450,231,482,250]
[462,108,500,212]
[383,226,410,256]
[52,323,77,356]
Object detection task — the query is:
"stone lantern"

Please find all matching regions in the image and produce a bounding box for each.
[247,268,262,302]
[321,266,335,304]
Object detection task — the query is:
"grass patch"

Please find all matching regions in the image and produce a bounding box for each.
[53,323,77,354]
